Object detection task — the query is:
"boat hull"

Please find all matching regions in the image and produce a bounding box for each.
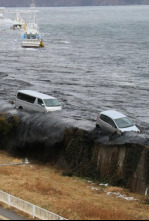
[0,13,4,19]
[22,39,41,48]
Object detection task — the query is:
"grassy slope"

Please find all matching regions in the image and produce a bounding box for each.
[0,151,149,220]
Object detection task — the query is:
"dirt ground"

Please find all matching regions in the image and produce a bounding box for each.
[0,150,149,220]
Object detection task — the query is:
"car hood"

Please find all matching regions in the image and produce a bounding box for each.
[120,125,140,133]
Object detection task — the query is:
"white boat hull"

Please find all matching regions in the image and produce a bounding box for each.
[22,39,41,48]
[0,13,4,19]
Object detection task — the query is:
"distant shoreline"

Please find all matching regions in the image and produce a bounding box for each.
[3,4,149,7]
[1,0,149,7]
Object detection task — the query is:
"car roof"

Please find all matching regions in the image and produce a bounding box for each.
[100,110,126,120]
[18,90,56,100]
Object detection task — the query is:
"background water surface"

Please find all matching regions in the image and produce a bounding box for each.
[0,6,149,132]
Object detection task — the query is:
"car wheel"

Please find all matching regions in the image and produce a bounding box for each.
[96,124,101,129]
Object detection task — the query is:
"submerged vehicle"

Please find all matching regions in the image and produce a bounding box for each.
[15,90,62,113]
[96,110,140,134]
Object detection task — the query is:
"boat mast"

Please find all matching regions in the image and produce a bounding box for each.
[28,0,38,30]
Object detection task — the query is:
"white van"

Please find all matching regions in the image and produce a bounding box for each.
[15,90,62,113]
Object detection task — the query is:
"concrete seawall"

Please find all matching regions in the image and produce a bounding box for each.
[0,113,149,195]
[63,128,149,195]
[92,144,149,195]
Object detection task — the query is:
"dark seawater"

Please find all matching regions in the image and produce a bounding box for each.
[0,6,149,134]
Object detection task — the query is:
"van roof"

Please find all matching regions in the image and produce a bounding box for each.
[101,110,126,120]
[18,90,56,100]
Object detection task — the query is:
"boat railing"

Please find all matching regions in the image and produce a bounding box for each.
[22,39,41,42]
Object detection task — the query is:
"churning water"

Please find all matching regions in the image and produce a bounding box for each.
[0,6,149,136]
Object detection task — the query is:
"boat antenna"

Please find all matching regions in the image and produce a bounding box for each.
[31,0,36,7]
[28,0,38,30]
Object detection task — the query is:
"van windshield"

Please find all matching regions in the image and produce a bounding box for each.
[115,117,134,129]
[44,99,61,107]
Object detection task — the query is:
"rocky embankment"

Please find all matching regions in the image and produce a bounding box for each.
[0,111,149,195]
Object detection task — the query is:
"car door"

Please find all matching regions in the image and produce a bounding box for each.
[97,114,107,128]
[106,117,117,128]
[98,115,118,134]
[36,98,45,112]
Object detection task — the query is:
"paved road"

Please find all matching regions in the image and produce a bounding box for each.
[0,207,27,220]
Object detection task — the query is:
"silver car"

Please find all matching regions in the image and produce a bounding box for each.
[96,110,140,134]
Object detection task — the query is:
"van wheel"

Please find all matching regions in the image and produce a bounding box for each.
[96,124,101,129]
[19,106,23,110]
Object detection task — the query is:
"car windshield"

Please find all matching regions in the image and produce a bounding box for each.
[44,99,61,107]
[115,117,134,129]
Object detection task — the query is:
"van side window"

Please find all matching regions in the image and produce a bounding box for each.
[106,117,117,128]
[38,99,43,106]
[17,93,36,104]
[100,114,107,122]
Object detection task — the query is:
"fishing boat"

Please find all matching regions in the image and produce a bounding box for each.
[11,11,26,30]
[21,27,44,48]
[0,8,5,19]
[0,13,4,19]
[21,1,44,48]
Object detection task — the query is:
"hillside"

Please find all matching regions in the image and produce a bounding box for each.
[0,0,149,7]
[0,150,149,220]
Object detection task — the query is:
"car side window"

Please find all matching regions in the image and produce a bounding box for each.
[17,93,36,104]
[38,99,44,106]
[100,114,107,122]
[106,117,117,128]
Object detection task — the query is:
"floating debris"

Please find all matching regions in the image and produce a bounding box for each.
[99,183,109,187]
[106,192,138,201]
[87,186,99,191]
